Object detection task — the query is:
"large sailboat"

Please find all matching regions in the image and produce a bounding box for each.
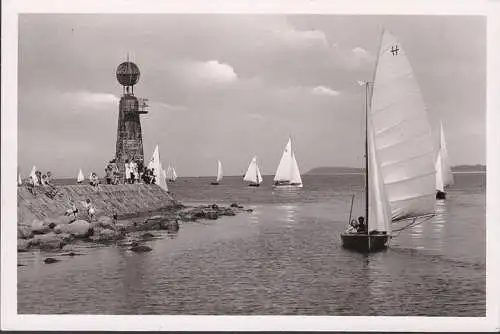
[273,138,303,187]
[341,30,436,253]
[211,160,223,185]
[435,122,454,199]
[166,164,178,182]
[243,156,263,187]
[148,144,168,191]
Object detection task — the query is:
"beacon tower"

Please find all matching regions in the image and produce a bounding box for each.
[115,58,149,179]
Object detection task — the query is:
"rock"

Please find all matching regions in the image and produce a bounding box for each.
[61,251,83,257]
[58,220,91,238]
[230,203,240,208]
[205,210,219,220]
[44,215,75,227]
[31,219,51,235]
[44,257,60,264]
[18,225,33,239]
[30,233,67,250]
[89,228,119,243]
[221,208,236,216]
[129,241,152,253]
[141,232,155,241]
[95,216,115,230]
[164,220,180,231]
[18,239,30,252]
[53,225,62,234]
[246,209,254,213]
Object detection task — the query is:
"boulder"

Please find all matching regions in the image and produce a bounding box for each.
[44,257,60,264]
[141,232,155,241]
[130,241,152,253]
[221,208,236,216]
[44,215,75,227]
[31,219,51,235]
[18,224,33,239]
[164,220,180,231]
[30,233,67,250]
[89,228,119,243]
[18,239,30,252]
[58,220,91,238]
[95,216,115,230]
[205,210,219,220]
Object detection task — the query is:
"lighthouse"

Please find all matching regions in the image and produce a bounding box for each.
[114,58,149,180]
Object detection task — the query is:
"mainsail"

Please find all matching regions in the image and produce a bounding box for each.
[77,168,84,183]
[370,30,436,221]
[167,165,178,182]
[273,138,303,186]
[148,144,168,191]
[216,160,223,182]
[30,166,39,185]
[435,121,454,191]
[367,111,392,233]
[244,156,263,185]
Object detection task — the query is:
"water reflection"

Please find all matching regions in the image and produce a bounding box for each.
[247,206,261,225]
[167,228,180,239]
[281,204,297,227]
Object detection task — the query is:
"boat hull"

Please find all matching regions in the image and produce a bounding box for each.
[248,183,260,187]
[436,190,446,199]
[340,233,389,253]
[210,182,220,185]
[273,181,302,188]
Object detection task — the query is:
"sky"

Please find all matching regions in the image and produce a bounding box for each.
[17,14,486,177]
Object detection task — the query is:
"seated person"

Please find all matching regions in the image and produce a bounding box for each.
[357,216,367,233]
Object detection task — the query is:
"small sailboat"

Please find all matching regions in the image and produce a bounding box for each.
[166,164,178,182]
[77,168,85,184]
[341,30,436,253]
[435,122,454,199]
[148,144,168,191]
[273,138,302,187]
[243,156,263,187]
[211,160,223,185]
[30,165,39,185]
[18,173,23,186]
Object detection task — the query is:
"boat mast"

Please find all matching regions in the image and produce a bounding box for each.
[364,81,369,233]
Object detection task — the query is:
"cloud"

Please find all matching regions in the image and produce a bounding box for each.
[270,24,328,49]
[180,60,238,85]
[61,90,119,110]
[311,86,340,97]
[351,46,370,59]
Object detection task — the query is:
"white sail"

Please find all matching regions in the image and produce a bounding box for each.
[368,113,392,233]
[370,30,436,220]
[438,122,454,187]
[435,152,445,192]
[274,139,292,182]
[290,152,303,185]
[148,144,168,191]
[216,160,223,182]
[30,165,39,185]
[77,168,84,183]
[273,138,303,186]
[167,165,178,181]
[244,156,263,184]
[18,173,22,186]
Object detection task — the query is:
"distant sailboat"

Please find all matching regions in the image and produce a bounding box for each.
[273,138,302,187]
[30,165,39,185]
[166,164,178,182]
[211,160,223,185]
[148,144,168,191]
[243,156,263,187]
[341,30,436,253]
[77,168,85,184]
[435,122,454,199]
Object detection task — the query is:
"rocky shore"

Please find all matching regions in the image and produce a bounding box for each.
[18,202,251,259]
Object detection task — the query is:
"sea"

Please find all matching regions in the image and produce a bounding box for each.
[17,173,486,316]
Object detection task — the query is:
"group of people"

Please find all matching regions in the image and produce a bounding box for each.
[349,216,367,233]
[24,170,58,198]
[104,159,121,185]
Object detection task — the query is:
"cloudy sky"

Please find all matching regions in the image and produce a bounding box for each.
[18,14,485,177]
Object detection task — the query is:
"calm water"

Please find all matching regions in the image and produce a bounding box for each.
[18,173,486,316]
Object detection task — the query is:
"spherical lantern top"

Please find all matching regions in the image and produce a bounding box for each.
[116,61,140,87]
